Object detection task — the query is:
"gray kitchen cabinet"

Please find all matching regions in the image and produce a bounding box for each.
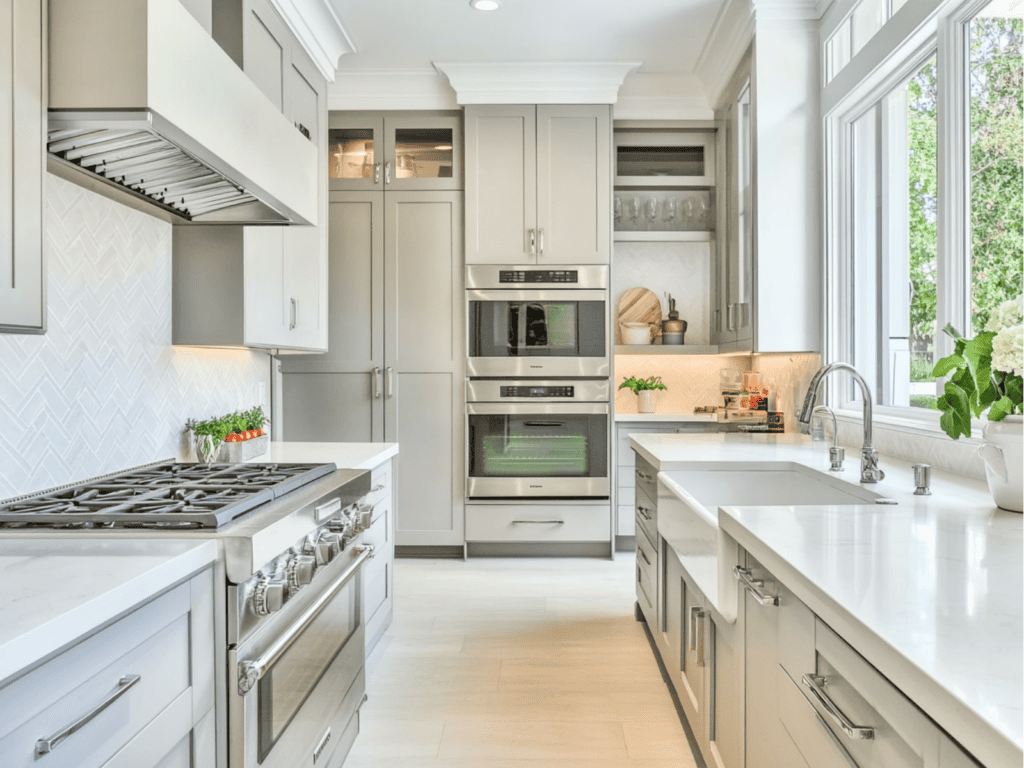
[282,188,465,549]
[176,0,328,352]
[0,0,45,334]
[328,112,463,192]
[465,104,610,265]
[0,567,215,768]
[361,457,396,656]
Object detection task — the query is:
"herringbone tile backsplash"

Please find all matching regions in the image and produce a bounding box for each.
[0,175,271,499]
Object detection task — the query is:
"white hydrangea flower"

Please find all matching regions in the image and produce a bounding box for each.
[992,323,1023,376]
[985,296,1024,333]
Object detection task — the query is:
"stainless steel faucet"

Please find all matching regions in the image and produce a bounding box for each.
[798,363,884,484]
[811,405,845,472]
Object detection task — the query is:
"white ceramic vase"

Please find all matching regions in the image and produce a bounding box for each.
[638,390,657,414]
[978,414,1023,513]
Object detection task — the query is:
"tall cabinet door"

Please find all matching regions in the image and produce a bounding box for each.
[464,105,536,265]
[384,191,465,547]
[536,105,610,265]
[0,0,45,333]
[281,192,385,441]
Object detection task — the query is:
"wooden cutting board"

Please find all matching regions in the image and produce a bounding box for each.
[617,288,662,344]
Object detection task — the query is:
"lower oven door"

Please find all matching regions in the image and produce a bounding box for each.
[467,402,610,498]
[229,545,373,768]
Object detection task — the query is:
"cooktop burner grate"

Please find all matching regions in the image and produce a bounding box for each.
[0,462,337,529]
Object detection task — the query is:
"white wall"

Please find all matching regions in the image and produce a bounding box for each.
[0,175,271,499]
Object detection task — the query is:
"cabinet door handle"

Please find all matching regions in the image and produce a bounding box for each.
[637,546,651,566]
[511,519,564,524]
[637,506,652,521]
[385,161,391,184]
[289,298,297,330]
[538,228,545,255]
[385,366,394,398]
[636,470,654,482]
[374,162,381,184]
[528,228,536,254]
[372,367,382,399]
[696,610,705,667]
[733,566,779,606]
[36,674,141,756]
[801,675,875,740]
[727,303,735,331]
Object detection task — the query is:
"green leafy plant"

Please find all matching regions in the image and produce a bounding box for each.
[933,300,1023,440]
[618,376,667,395]
[243,405,269,431]
[186,405,269,445]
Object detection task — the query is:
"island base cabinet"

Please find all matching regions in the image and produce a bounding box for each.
[361,458,395,656]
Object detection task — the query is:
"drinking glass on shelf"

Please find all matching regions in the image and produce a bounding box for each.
[681,197,695,230]
[645,197,658,226]
[629,197,641,227]
[663,198,676,228]
[697,198,710,229]
[614,196,622,224]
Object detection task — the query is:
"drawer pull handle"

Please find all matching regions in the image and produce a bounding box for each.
[512,520,564,524]
[314,498,342,522]
[370,484,385,493]
[636,470,654,482]
[733,566,779,606]
[36,674,141,756]
[638,547,651,566]
[801,675,875,741]
[637,506,653,521]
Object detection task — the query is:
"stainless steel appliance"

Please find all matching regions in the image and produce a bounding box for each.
[466,265,610,378]
[466,379,610,499]
[0,461,374,768]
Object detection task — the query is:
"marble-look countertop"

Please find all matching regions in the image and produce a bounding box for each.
[0,539,217,685]
[247,442,399,470]
[614,413,718,423]
[628,432,1022,768]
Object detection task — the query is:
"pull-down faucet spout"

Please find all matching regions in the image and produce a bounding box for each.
[798,362,884,483]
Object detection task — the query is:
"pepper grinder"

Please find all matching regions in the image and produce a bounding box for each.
[662,294,687,345]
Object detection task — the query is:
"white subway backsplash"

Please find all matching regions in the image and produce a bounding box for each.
[0,175,270,499]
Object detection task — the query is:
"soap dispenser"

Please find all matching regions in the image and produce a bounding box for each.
[661,294,687,345]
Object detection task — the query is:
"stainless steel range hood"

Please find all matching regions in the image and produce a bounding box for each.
[47,0,318,226]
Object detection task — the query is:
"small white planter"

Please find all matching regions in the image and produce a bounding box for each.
[638,390,657,414]
[978,415,1023,513]
[218,434,270,463]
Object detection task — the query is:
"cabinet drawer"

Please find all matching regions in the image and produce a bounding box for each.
[636,533,656,622]
[781,618,942,768]
[778,663,853,767]
[635,456,658,503]
[635,484,657,548]
[366,461,391,508]
[362,497,391,549]
[0,588,191,768]
[364,561,389,625]
[466,504,610,542]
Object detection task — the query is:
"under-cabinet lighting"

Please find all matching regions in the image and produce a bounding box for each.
[470,0,501,10]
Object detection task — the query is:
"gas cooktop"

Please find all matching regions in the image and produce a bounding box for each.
[0,461,337,530]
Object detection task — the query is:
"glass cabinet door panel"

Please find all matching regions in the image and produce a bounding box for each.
[614,131,715,187]
[393,128,454,181]
[329,127,377,181]
[618,146,704,178]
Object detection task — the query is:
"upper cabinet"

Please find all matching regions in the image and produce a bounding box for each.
[465,104,611,265]
[328,113,463,192]
[614,130,715,188]
[0,0,45,334]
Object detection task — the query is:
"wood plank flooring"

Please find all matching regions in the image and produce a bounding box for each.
[344,556,700,767]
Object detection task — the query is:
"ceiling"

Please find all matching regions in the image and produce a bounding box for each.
[327,0,727,75]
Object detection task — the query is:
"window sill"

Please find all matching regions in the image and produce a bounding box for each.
[833,406,984,445]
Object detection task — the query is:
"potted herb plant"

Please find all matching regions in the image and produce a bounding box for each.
[186,406,270,464]
[933,296,1022,512]
[619,375,667,414]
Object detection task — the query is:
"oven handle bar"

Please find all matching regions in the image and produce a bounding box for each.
[237,546,374,695]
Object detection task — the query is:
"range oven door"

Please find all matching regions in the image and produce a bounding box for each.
[467,402,610,498]
[467,288,609,377]
[229,545,373,768]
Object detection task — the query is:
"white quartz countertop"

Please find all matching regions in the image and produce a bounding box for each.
[0,538,217,685]
[247,442,399,470]
[628,432,1022,768]
[614,413,717,423]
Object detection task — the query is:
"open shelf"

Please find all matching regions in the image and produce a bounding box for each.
[613,230,714,243]
[615,344,720,355]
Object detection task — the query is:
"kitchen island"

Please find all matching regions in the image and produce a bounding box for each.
[629,432,1022,768]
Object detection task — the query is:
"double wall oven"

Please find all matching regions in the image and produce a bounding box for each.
[466,265,611,506]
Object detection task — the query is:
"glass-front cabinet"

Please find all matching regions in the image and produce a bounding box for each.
[328,112,462,191]
[614,130,715,187]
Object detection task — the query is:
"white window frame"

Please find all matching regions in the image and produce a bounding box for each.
[823,0,995,438]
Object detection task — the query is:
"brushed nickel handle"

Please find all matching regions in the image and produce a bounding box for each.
[727,303,736,331]
[385,161,391,184]
[636,470,654,482]
[289,298,297,330]
[637,546,651,566]
[372,367,382,399]
[385,366,394,398]
[371,484,385,493]
[511,519,564,524]
[733,566,779,606]
[538,228,545,254]
[374,162,381,184]
[528,228,536,254]
[36,674,141,756]
[802,674,875,740]
[238,547,374,695]
[637,506,653,521]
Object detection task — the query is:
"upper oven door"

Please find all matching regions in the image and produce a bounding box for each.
[467,289,609,377]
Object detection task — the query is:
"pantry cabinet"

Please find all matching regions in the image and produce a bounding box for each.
[281,185,466,549]
[465,104,610,265]
[0,0,45,334]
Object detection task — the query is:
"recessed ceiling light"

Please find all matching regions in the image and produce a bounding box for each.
[470,0,501,10]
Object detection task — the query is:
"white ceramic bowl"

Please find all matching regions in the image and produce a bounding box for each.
[621,323,651,345]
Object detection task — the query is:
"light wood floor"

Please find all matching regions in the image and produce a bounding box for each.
[344,555,700,768]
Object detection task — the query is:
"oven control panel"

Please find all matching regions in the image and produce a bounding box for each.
[498,269,578,284]
[500,385,575,398]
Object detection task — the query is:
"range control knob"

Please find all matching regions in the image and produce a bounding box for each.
[252,577,286,616]
[314,533,341,566]
[286,555,316,592]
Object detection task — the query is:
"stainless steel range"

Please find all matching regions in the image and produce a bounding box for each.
[0,460,374,768]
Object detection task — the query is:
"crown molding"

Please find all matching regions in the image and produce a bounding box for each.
[328,70,460,111]
[696,0,756,109]
[433,61,641,105]
[752,0,833,19]
[267,0,356,81]
[614,73,714,120]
